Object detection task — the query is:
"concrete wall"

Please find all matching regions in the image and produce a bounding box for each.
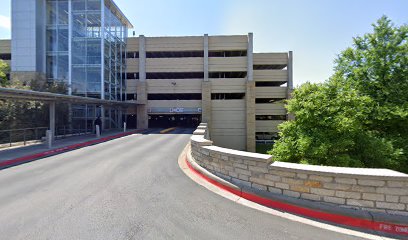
[191,125,408,216]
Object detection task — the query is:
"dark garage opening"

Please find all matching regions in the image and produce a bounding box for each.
[148,114,201,128]
[126,114,137,129]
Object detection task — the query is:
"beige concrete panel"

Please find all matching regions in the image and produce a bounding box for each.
[126,59,139,72]
[255,103,287,115]
[126,79,137,89]
[211,135,246,151]
[146,58,204,72]
[253,53,288,65]
[211,99,246,111]
[127,37,139,51]
[145,36,204,51]
[254,70,288,82]
[0,40,11,53]
[211,78,246,93]
[255,87,287,98]
[208,57,247,72]
[147,100,201,108]
[147,79,202,93]
[256,120,284,132]
[126,107,137,115]
[208,35,247,51]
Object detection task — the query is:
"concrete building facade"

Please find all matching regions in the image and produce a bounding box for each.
[0,0,293,152]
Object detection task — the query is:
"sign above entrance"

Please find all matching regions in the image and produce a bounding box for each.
[148,107,202,114]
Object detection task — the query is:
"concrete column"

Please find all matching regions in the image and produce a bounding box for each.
[201,34,211,128]
[137,35,148,129]
[139,35,146,83]
[246,81,256,152]
[247,33,254,82]
[49,101,55,142]
[204,34,209,82]
[246,33,255,152]
[287,51,295,121]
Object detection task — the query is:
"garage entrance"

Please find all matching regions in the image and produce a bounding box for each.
[148,114,201,128]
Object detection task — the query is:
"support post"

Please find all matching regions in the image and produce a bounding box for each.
[96,125,100,138]
[137,35,148,129]
[123,122,126,132]
[246,33,256,152]
[202,34,211,130]
[49,101,55,144]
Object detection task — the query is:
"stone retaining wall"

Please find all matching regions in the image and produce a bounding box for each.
[191,123,408,216]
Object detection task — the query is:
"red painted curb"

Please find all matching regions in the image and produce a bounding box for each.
[185,157,408,237]
[0,130,143,169]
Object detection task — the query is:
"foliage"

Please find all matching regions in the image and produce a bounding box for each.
[0,60,10,87]
[0,66,69,130]
[270,16,408,172]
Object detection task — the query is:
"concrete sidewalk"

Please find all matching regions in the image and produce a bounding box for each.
[0,129,142,166]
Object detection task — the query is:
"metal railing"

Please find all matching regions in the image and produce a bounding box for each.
[0,127,48,147]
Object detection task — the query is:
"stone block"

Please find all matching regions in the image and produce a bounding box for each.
[351,185,376,193]
[376,202,405,211]
[310,188,335,197]
[358,179,385,187]
[235,168,251,176]
[335,191,361,200]
[264,174,281,182]
[250,177,274,187]
[290,185,310,193]
[309,175,333,183]
[221,155,229,161]
[275,182,290,190]
[282,177,304,185]
[249,165,268,174]
[238,174,249,181]
[252,183,267,191]
[323,196,346,205]
[297,173,308,179]
[386,195,399,203]
[376,187,408,196]
[304,181,322,188]
[243,160,257,166]
[301,193,321,201]
[400,196,408,204]
[323,183,352,191]
[283,190,301,198]
[387,181,405,188]
[270,170,296,178]
[334,177,357,185]
[228,171,238,178]
[362,193,385,201]
[233,163,248,170]
[268,187,283,194]
[346,199,374,208]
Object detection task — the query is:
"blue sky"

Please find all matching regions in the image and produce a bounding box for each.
[0,0,406,86]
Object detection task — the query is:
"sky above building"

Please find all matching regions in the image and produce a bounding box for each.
[0,0,406,86]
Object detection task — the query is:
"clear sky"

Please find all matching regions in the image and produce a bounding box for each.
[0,0,406,86]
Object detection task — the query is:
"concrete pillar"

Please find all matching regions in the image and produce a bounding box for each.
[247,33,254,82]
[137,35,148,129]
[49,101,55,142]
[287,51,293,98]
[246,81,256,152]
[201,34,211,128]
[287,51,295,121]
[139,35,146,83]
[246,33,256,152]
[204,34,209,82]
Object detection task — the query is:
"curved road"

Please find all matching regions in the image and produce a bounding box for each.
[0,129,366,240]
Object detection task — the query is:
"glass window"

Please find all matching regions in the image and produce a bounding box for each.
[46,55,57,79]
[72,39,86,64]
[57,1,69,25]
[72,0,86,11]
[57,55,69,82]
[46,29,57,52]
[46,1,57,25]
[58,28,69,51]
[73,13,86,37]
[87,0,101,11]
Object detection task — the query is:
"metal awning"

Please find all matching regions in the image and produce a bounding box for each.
[0,87,141,107]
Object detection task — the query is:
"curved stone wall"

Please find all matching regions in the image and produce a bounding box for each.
[191,123,408,215]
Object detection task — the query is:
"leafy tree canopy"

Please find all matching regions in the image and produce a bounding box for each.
[270,16,408,173]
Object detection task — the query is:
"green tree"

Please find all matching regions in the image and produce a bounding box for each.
[271,16,408,172]
[0,59,10,87]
